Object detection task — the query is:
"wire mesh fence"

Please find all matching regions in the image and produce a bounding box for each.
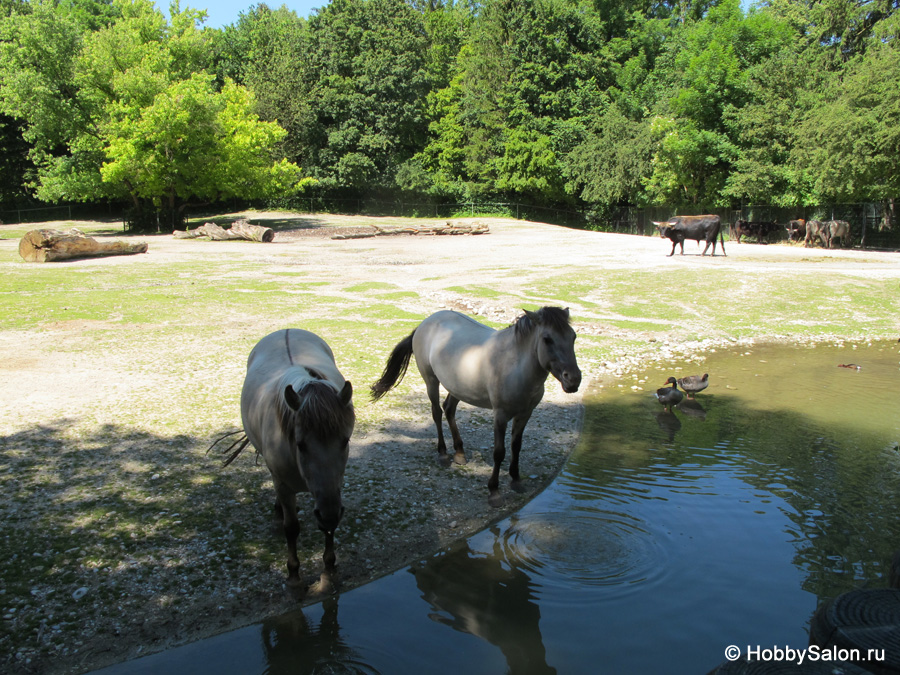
[3,197,898,248]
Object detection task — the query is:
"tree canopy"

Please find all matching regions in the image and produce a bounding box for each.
[1,0,899,225]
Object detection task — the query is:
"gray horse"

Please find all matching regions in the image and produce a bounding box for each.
[214,329,354,585]
[371,307,581,502]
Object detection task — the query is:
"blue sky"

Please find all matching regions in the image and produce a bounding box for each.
[164,0,757,29]
[159,1,326,28]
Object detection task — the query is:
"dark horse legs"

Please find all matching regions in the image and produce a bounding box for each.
[442,394,467,465]
[425,380,466,466]
[488,410,533,502]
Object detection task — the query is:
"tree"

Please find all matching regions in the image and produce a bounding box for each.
[792,14,900,206]
[0,0,303,229]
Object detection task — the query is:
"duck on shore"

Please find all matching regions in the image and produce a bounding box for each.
[656,377,684,412]
[676,373,709,399]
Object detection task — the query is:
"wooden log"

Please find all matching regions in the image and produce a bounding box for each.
[331,221,490,239]
[229,218,274,242]
[18,229,148,263]
[809,588,900,674]
[172,219,274,242]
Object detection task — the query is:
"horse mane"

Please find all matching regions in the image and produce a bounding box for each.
[512,306,571,341]
[278,370,354,442]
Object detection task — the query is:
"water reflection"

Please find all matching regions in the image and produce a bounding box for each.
[653,410,682,440]
[410,528,556,675]
[676,398,707,421]
[261,596,377,675]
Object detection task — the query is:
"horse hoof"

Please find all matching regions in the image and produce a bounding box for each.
[309,572,336,597]
[488,491,503,508]
[437,454,452,468]
[453,452,467,466]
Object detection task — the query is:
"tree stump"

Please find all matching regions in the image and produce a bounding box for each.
[172,219,274,242]
[809,588,900,674]
[18,229,148,263]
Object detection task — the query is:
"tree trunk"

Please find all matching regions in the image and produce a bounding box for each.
[172,219,274,242]
[331,221,490,239]
[18,229,148,263]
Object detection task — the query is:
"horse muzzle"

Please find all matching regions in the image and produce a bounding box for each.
[554,365,582,393]
[314,504,345,535]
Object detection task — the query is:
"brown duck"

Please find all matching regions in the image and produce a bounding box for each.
[656,377,684,412]
[676,373,709,399]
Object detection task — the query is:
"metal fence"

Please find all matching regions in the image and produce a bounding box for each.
[4,197,898,248]
[596,203,900,249]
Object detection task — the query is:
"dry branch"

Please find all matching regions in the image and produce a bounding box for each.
[173,219,274,243]
[18,229,148,263]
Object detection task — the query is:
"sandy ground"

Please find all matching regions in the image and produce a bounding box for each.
[0,213,898,674]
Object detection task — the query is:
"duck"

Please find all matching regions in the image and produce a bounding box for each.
[656,377,684,412]
[676,373,709,399]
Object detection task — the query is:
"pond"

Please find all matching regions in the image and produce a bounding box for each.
[98,340,900,674]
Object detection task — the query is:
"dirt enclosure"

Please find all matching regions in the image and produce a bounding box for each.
[0,212,898,674]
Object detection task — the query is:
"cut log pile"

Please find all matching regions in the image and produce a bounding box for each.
[18,229,148,263]
[330,221,490,240]
[173,219,275,243]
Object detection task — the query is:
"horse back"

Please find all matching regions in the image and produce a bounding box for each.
[241,329,346,489]
[413,311,510,409]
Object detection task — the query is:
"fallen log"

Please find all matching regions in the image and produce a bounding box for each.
[331,221,489,240]
[18,229,148,263]
[173,219,274,243]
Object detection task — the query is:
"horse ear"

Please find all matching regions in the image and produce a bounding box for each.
[524,309,540,324]
[340,381,353,406]
[284,385,302,411]
[563,307,570,319]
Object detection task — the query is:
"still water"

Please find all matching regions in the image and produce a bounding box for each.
[103,341,900,674]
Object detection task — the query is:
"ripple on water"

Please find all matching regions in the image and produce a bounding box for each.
[498,510,670,599]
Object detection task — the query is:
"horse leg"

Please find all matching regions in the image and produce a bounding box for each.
[508,409,534,493]
[442,394,466,465]
[424,376,449,462]
[488,412,510,505]
[275,484,301,582]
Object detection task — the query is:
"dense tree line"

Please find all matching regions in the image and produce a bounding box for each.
[0,0,898,229]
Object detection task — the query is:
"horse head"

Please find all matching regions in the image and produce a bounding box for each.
[523,307,582,393]
[283,379,355,535]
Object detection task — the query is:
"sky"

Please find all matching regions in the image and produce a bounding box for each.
[159,1,326,28]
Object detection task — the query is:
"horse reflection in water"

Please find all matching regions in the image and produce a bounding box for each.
[410,526,557,675]
[262,596,373,674]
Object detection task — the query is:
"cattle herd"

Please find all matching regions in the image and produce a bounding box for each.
[653,215,854,256]
[733,217,852,248]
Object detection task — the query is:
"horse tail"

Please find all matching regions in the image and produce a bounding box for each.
[370,330,415,401]
[208,430,252,467]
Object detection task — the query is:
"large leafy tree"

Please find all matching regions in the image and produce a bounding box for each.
[793,13,900,205]
[0,0,302,229]
[642,0,794,207]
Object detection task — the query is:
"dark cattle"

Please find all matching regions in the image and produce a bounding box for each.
[824,220,851,248]
[730,219,778,244]
[786,219,806,242]
[804,220,827,248]
[653,215,725,257]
